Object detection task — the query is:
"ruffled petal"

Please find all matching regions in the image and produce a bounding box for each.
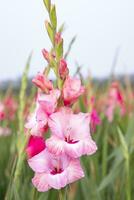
[32,173,51,192]
[65,138,97,158]
[28,150,49,173]
[47,170,68,190]
[46,136,65,155]
[66,159,84,183]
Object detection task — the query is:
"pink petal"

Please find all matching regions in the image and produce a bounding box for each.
[47,170,68,190]
[28,150,49,173]
[32,173,51,192]
[65,138,97,158]
[26,136,46,158]
[46,136,65,155]
[66,159,84,183]
[48,111,69,138]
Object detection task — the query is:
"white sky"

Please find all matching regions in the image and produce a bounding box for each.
[0,0,134,81]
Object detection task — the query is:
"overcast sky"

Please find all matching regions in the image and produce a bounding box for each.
[0,0,134,81]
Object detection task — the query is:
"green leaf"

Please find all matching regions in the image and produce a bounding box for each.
[45,21,54,44]
[118,127,128,160]
[18,52,32,136]
[58,23,65,33]
[50,5,57,30]
[55,39,63,61]
[64,35,76,59]
[43,0,51,12]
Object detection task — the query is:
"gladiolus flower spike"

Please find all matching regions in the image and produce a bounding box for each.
[25,0,97,192]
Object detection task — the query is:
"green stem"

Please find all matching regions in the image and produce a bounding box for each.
[59,189,66,200]
[126,156,131,200]
[102,122,109,178]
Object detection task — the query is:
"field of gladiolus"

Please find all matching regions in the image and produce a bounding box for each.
[0,1,134,200]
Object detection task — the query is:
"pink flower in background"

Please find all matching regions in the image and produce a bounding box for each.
[46,107,97,158]
[25,105,48,136]
[28,149,84,191]
[0,102,5,121]
[90,109,101,132]
[26,135,46,158]
[4,96,18,120]
[59,59,69,80]
[38,89,61,115]
[105,105,115,122]
[105,82,126,122]
[32,73,53,92]
[0,127,11,137]
[63,76,85,105]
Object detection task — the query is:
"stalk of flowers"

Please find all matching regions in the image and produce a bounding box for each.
[79,80,101,133]
[0,96,17,137]
[105,81,126,122]
[0,96,17,122]
[25,0,97,193]
[89,96,101,133]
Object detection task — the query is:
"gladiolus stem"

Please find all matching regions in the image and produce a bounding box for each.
[126,156,131,200]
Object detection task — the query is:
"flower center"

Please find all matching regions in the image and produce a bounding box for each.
[51,167,63,175]
[65,135,78,144]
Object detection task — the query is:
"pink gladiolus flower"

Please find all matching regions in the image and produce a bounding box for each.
[32,73,53,92]
[28,149,84,191]
[0,102,5,121]
[90,109,101,132]
[46,107,97,158]
[38,89,61,115]
[4,97,18,120]
[26,135,46,158]
[105,82,125,122]
[25,105,48,136]
[63,76,85,105]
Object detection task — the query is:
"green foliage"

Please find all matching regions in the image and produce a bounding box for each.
[50,5,57,30]
[55,39,63,61]
[45,21,54,44]
[43,0,51,12]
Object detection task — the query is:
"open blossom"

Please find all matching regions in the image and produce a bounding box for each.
[25,105,48,136]
[46,107,97,158]
[25,90,60,136]
[38,89,61,115]
[32,73,53,92]
[63,76,85,105]
[26,135,46,158]
[28,149,84,191]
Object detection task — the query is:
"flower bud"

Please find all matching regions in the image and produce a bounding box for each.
[32,73,53,92]
[55,32,63,45]
[59,59,69,80]
[42,49,49,62]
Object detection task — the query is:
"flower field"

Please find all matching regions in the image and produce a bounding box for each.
[0,0,134,200]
